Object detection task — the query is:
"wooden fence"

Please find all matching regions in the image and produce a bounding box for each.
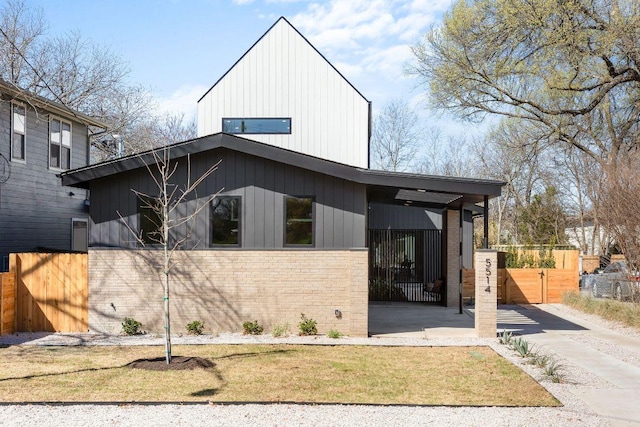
[463,268,578,304]
[1,253,89,333]
[0,271,15,335]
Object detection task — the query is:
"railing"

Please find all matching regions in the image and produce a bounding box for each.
[368,229,442,303]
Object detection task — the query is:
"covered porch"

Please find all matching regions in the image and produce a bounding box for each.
[363,171,503,310]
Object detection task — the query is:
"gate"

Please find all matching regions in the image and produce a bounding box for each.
[368,229,442,303]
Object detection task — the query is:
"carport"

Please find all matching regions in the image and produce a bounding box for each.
[363,170,504,312]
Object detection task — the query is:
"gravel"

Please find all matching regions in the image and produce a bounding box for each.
[1,304,633,426]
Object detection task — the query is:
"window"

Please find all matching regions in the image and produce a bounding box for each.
[49,118,72,170]
[139,198,162,245]
[211,196,240,246]
[71,218,89,252]
[285,196,314,246]
[222,118,291,134]
[11,103,25,161]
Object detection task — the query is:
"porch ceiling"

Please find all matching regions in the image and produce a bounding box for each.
[367,186,485,210]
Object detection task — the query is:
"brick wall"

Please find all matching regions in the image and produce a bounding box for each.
[446,209,460,308]
[475,250,497,338]
[89,249,369,337]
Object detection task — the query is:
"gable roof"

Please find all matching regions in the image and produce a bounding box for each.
[0,79,107,130]
[60,133,504,209]
[198,16,369,104]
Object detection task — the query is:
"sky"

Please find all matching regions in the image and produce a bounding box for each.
[25,0,466,136]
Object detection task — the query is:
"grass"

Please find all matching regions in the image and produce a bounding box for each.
[563,291,640,329]
[0,344,560,406]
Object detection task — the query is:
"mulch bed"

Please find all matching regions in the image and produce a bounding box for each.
[126,356,215,371]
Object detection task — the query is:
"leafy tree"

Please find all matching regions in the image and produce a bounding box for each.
[409,0,640,165]
[516,186,567,245]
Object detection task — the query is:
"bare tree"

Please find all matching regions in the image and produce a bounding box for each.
[0,0,44,86]
[418,128,477,177]
[370,99,422,172]
[473,119,552,245]
[0,0,164,161]
[119,147,221,363]
[600,152,640,269]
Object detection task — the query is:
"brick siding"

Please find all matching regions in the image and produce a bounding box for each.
[88,249,368,337]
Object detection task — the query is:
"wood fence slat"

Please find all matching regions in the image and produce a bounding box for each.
[462,267,578,304]
[0,271,16,335]
[11,252,88,333]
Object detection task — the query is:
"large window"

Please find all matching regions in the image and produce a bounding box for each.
[222,118,291,134]
[211,196,240,246]
[11,103,25,161]
[285,196,314,246]
[49,118,72,170]
[139,198,162,245]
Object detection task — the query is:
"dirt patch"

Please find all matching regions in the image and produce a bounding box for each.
[126,356,215,371]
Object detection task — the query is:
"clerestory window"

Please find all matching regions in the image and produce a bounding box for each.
[222,118,291,134]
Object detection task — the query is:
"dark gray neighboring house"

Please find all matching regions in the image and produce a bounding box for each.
[0,80,106,270]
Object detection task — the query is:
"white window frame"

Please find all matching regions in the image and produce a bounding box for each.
[49,116,72,170]
[11,102,26,163]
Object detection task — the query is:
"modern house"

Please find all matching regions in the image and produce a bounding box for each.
[60,17,503,336]
[0,80,106,271]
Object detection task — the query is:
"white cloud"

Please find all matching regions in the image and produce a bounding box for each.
[156,85,208,120]
[361,44,413,77]
[232,0,255,4]
[290,0,455,100]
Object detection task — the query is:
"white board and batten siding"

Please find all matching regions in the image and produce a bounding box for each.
[197,17,371,169]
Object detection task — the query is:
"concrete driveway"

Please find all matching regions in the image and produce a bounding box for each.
[369,302,640,426]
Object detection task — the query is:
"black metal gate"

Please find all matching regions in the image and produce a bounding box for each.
[368,229,442,303]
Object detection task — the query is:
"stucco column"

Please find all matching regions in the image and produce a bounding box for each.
[445,209,460,308]
[475,249,497,338]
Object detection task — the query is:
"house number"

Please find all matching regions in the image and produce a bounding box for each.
[485,258,492,293]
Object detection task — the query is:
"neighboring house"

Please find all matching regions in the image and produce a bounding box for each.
[565,219,609,256]
[60,17,503,336]
[0,80,106,270]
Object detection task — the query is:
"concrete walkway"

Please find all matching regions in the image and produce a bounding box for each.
[502,304,640,427]
[369,302,640,426]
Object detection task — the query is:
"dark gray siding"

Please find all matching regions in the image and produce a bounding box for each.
[88,148,367,249]
[0,98,90,268]
[368,203,443,230]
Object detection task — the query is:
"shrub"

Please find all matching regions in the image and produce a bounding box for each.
[186,320,205,335]
[511,337,532,357]
[298,313,317,336]
[242,320,264,335]
[498,329,513,346]
[121,317,142,335]
[543,360,565,383]
[368,278,408,301]
[529,352,552,369]
[271,322,290,337]
[327,329,343,339]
